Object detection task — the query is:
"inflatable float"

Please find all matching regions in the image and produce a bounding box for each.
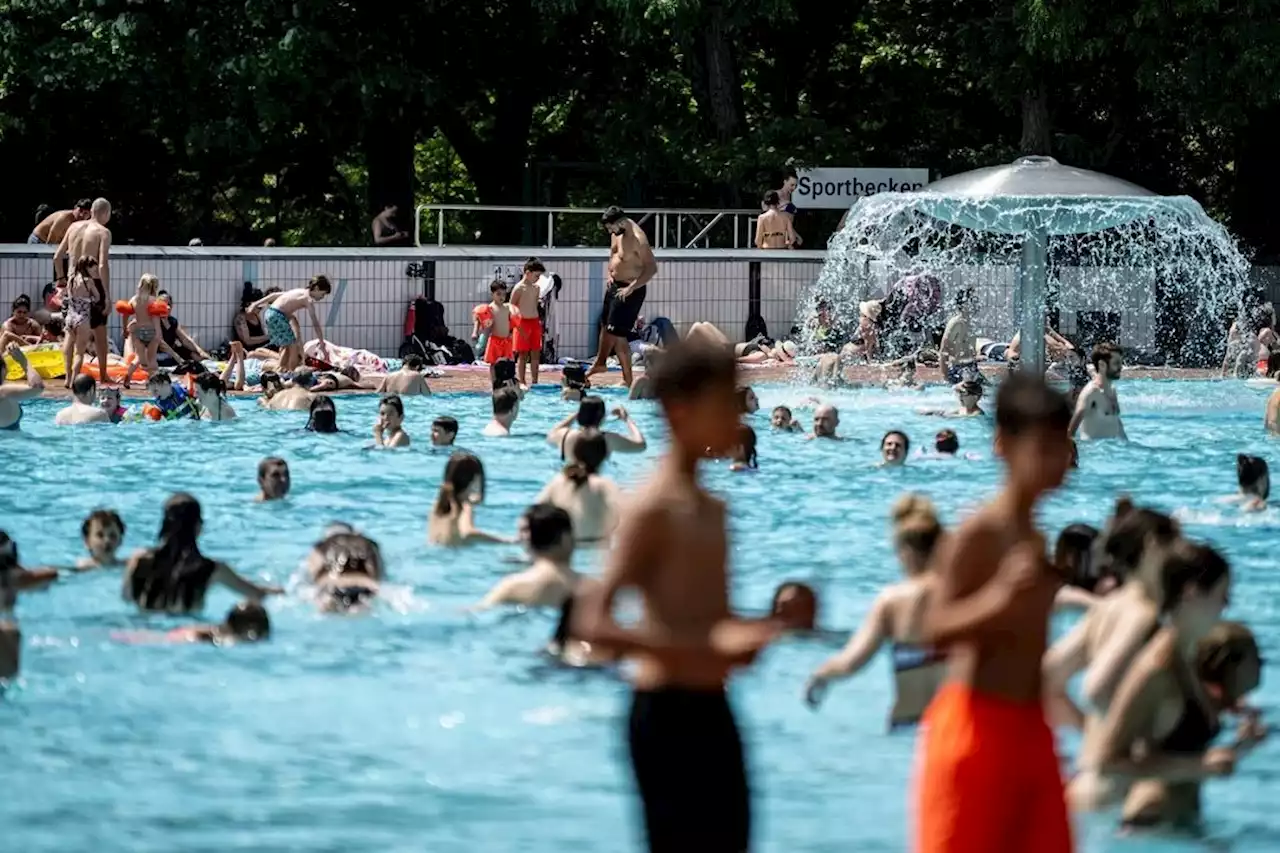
[4,344,66,381]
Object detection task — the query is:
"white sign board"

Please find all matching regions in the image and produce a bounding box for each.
[794,168,930,209]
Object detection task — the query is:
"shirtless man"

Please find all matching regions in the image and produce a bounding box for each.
[755,191,797,249]
[54,198,112,383]
[473,504,578,610]
[371,204,411,247]
[808,404,842,440]
[937,288,978,384]
[916,372,1075,853]
[258,369,316,411]
[510,258,545,386]
[29,199,92,245]
[572,341,802,852]
[589,206,657,389]
[1070,342,1126,440]
[376,354,432,395]
[55,375,111,425]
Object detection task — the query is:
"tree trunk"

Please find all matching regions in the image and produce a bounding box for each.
[700,0,744,143]
[1019,83,1052,156]
[363,101,417,241]
[1232,105,1280,262]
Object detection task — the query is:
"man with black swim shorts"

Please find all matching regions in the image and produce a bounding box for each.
[588,206,657,389]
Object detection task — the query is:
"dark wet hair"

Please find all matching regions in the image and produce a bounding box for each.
[195,373,226,397]
[1197,621,1261,703]
[736,386,756,414]
[1237,454,1270,500]
[577,396,606,428]
[995,372,1071,436]
[432,415,458,436]
[308,275,332,295]
[525,503,574,553]
[772,405,792,421]
[71,373,96,398]
[291,368,316,389]
[0,530,17,575]
[82,508,125,540]
[127,493,217,612]
[492,358,516,388]
[11,296,31,313]
[492,386,519,416]
[1055,523,1101,591]
[380,394,404,418]
[146,370,173,388]
[259,371,284,393]
[257,457,287,480]
[403,354,424,370]
[565,430,609,486]
[306,396,338,433]
[74,198,93,211]
[649,340,736,405]
[1096,497,1179,586]
[224,601,270,641]
[523,257,546,274]
[881,430,910,454]
[763,190,781,206]
[957,380,984,399]
[770,581,818,631]
[435,452,486,516]
[1090,342,1121,371]
[734,424,758,468]
[601,206,626,226]
[315,531,385,582]
[1154,539,1230,615]
[935,429,959,454]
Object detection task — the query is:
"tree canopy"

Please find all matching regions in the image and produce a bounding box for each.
[3,0,1279,255]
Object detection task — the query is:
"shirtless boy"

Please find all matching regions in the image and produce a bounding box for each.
[755,191,797,249]
[473,504,578,610]
[30,199,91,245]
[572,340,803,853]
[590,207,657,389]
[937,288,977,384]
[510,258,546,386]
[55,375,110,425]
[76,509,126,569]
[1071,342,1126,440]
[916,372,1075,853]
[247,275,332,373]
[373,394,411,448]
[256,458,292,502]
[377,354,432,395]
[472,280,513,384]
[54,198,112,383]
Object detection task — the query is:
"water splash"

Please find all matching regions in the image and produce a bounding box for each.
[799,173,1251,368]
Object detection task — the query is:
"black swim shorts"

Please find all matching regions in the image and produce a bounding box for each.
[604,281,646,337]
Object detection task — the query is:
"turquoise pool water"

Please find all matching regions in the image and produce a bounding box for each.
[1,379,1277,852]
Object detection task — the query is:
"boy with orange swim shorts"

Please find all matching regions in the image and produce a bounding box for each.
[916,371,1076,853]
[472,280,513,384]
[510,257,545,386]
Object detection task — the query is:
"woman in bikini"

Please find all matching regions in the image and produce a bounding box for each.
[62,256,100,388]
[755,190,797,249]
[427,452,511,547]
[804,494,947,729]
[533,431,620,545]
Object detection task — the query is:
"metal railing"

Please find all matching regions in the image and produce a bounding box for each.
[413,204,762,249]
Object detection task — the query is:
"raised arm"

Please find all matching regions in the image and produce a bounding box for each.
[0,346,44,400]
[246,292,280,314]
[1081,610,1156,710]
[607,407,646,452]
[545,411,578,448]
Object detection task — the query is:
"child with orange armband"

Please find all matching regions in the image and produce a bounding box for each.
[915,371,1076,853]
[472,280,513,385]
[118,274,169,388]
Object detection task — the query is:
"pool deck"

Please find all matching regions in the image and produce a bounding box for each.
[17,363,1227,399]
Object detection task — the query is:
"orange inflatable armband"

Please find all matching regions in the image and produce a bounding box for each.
[116,300,135,316]
[147,301,170,318]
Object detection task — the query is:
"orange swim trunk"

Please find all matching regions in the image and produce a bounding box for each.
[484,335,513,364]
[513,317,542,354]
[914,683,1073,853]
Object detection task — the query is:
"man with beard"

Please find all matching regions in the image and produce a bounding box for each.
[1069,342,1126,440]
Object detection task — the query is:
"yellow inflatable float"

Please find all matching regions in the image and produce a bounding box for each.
[3,344,66,381]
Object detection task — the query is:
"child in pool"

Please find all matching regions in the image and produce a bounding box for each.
[115,602,271,645]
[76,509,126,570]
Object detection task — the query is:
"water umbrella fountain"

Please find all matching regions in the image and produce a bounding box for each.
[805,156,1249,376]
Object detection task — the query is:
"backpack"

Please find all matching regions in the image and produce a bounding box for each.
[413,298,449,344]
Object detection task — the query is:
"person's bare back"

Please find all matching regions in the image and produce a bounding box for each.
[378,368,431,396]
[266,288,312,317]
[63,219,111,291]
[34,209,78,245]
[755,209,793,249]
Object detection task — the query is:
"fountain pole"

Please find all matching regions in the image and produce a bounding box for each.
[1018,224,1048,376]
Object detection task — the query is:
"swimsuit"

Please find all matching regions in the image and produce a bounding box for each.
[892,640,944,673]
[473,305,513,364]
[513,316,542,354]
[915,684,1073,853]
[262,306,297,347]
[135,326,157,344]
[26,233,43,244]
[603,281,646,337]
[66,295,92,329]
[628,687,751,852]
[0,407,22,431]
[151,384,200,420]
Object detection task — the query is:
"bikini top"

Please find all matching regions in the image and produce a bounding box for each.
[891,641,945,673]
[1159,655,1221,754]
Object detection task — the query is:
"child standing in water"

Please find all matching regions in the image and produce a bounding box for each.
[572,340,801,853]
[915,372,1076,853]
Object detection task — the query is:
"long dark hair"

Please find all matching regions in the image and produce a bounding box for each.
[127,493,217,612]
[306,396,338,433]
[434,452,486,516]
[565,431,608,487]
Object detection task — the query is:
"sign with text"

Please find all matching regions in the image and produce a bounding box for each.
[794,168,930,209]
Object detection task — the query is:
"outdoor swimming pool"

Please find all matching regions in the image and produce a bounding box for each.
[1,379,1277,852]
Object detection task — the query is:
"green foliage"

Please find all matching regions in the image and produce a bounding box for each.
[3,0,1280,253]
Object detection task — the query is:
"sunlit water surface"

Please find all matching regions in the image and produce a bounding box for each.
[1,379,1278,852]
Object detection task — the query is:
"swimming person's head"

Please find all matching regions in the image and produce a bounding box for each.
[435,452,486,516]
[314,531,385,583]
[127,493,216,612]
[194,373,227,408]
[891,494,943,575]
[731,424,758,469]
[146,371,175,399]
[492,358,517,389]
[99,386,122,416]
[222,601,270,643]
[1054,523,1103,592]
[956,380,984,409]
[431,416,458,447]
[82,508,125,562]
[1091,342,1123,381]
[771,405,794,430]
[994,372,1073,498]
[1099,497,1179,596]
[521,503,574,561]
[737,386,759,414]
[577,396,606,429]
[934,429,959,455]
[649,340,741,459]
[813,404,839,438]
[292,367,317,389]
[306,396,338,433]
[259,371,283,398]
[881,430,909,466]
[565,430,608,487]
[770,581,818,631]
[379,394,405,432]
[1197,621,1262,711]
[1237,454,1270,501]
[70,373,97,405]
[402,354,424,371]
[1152,539,1230,642]
[492,386,520,426]
[257,457,291,501]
